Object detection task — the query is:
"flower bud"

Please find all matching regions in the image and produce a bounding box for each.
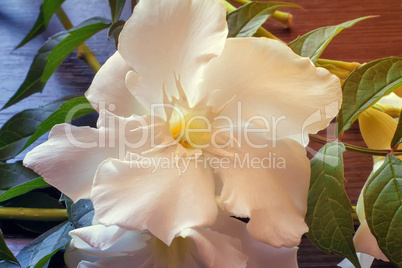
[358,107,397,150]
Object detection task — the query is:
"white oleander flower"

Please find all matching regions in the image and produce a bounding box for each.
[64,214,298,268]
[24,0,341,249]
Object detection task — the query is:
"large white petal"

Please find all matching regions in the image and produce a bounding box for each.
[65,241,101,268]
[211,132,310,247]
[68,215,295,267]
[74,235,201,268]
[211,214,298,268]
[120,0,228,110]
[23,124,116,202]
[85,51,146,117]
[68,225,149,257]
[77,256,151,268]
[72,218,248,268]
[66,227,152,268]
[200,38,341,145]
[354,220,389,262]
[179,227,247,268]
[91,151,218,245]
[23,111,172,202]
[96,110,175,157]
[77,247,200,268]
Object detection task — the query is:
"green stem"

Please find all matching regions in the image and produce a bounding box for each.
[309,134,402,156]
[227,0,293,27]
[55,7,101,73]
[55,7,73,29]
[254,28,284,42]
[77,45,102,73]
[220,0,236,12]
[227,0,248,4]
[0,207,68,221]
[272,10,293,28]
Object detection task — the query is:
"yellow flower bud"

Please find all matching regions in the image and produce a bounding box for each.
[358,107,397,150]
[373,103,401,118]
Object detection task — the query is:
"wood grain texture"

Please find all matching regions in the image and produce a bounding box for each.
[0,0,400,267]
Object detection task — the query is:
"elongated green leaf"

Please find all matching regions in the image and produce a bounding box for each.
[21,96,95,153]
[0,162,40,195]
[16,0,65,49]
[3,33,67,110]
[364,155,402,266]
[288,16,372,63]
[391,109,402,148]
[10,221,73,268]
[306,142,360,268]
[336,57,402,136]
[3,17,111,109]
[42,17,111,81]
[108,20,125,48]
[0,96,79,160]
[0,230,18,265]
[0,178,49,203]
[108,0,126,23]
[227,1,300,37]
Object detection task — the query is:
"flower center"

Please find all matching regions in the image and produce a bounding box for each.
[169,111,212,149]
[163,76,219,150]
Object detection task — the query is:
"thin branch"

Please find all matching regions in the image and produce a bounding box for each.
[55,7,101,73]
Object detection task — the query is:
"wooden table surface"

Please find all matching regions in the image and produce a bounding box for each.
[1,0,401,267]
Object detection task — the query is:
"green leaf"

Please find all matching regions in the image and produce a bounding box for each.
[336,57,402,136]
[21,96,95,153]
[0,178,49,203]
[3,17,111,109]
[70,200,94,229]
[363,155,402,266]
[108,20,125,48]
[0,229,18,265]
[62,195,94,229]
[42,17,111,82]
[0,162,42,196]
[10,221,73,268]
[391,109,402,148]
[0,96,79,160]
[108,0,126,23]
[306,142,360,268]
[16,0,65,49]
[288,16,372,63]
[226,1,300,37]
[3,34,67,110]
[1,192,62,209]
